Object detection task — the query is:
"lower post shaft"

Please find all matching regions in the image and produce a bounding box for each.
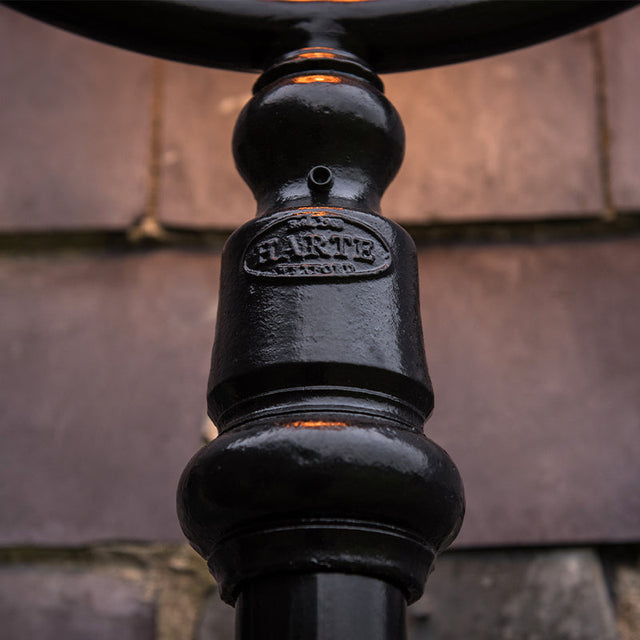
[236,573,407,640]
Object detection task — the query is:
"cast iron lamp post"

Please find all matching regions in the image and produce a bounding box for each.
[6,2,638,639]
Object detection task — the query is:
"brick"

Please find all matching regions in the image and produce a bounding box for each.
[0,251,219,544]
[419,237,640,546]
[0,7,152,230]
[617,565,640,640]
[1,9,609,231]
[602,6,640,211]
[409,549,618,640]
[158,31,602,229]
[608,548,640,640]
[1,240,639,547]
[383,30,603,222]
[158,63,256,228]
[0,566,155,640]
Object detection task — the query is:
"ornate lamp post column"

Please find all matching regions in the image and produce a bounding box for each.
[178,46,464,637]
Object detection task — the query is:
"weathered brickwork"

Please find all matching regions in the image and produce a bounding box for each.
[384,30,602,222]
[0,566,156,640]
[2,240,638,547]
[0,251,218,544]
[603,8,640,211]
[3,5,639,232]
[1,3,640,640]
[0,8,153,230]
[158,63,255,229]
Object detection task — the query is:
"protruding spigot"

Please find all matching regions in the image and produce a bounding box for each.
[177,50,464,638]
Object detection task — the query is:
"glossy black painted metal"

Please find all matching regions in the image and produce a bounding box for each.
[180,416,463,604]
[177,59,465,619]
[237,573,406,640]
[4,1,638,74]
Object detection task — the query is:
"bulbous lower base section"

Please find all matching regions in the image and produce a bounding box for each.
[211,519,434,606]
[177,413,464,604]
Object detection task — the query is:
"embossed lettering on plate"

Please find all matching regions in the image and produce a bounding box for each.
[244,213,391,279]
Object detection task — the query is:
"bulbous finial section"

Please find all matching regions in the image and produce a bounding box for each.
[232,50,404,216]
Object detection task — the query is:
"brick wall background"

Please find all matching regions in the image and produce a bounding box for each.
[1,5,639,639]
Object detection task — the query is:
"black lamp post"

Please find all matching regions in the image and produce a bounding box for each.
[5,2,638,639]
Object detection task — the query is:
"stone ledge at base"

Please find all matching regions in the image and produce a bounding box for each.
[196,549,619,640]
[0,566,156,640]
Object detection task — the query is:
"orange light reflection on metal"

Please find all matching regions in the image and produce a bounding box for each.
[293,75,342,84]
[297,51,338,60]
[284,421,348,429]
[291,206,346,213]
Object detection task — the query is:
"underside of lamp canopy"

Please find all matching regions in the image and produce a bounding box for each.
[5,0,638,74]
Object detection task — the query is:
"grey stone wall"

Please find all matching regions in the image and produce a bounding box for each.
[1,546,638,640]
[1,5,639,639]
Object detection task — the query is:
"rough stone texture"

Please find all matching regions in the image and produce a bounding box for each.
[158,62,255,228]
[603,6,640,211]
[196,550,618,640]
[1,239,639,546]
[197,588,236,640]
[0,566,155,640]
[613,551,640,640]
[0,251,219,544]
[0,6,152,230]
[408,549,618,640]
[419,237,640,546]
[383,29,602,223]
